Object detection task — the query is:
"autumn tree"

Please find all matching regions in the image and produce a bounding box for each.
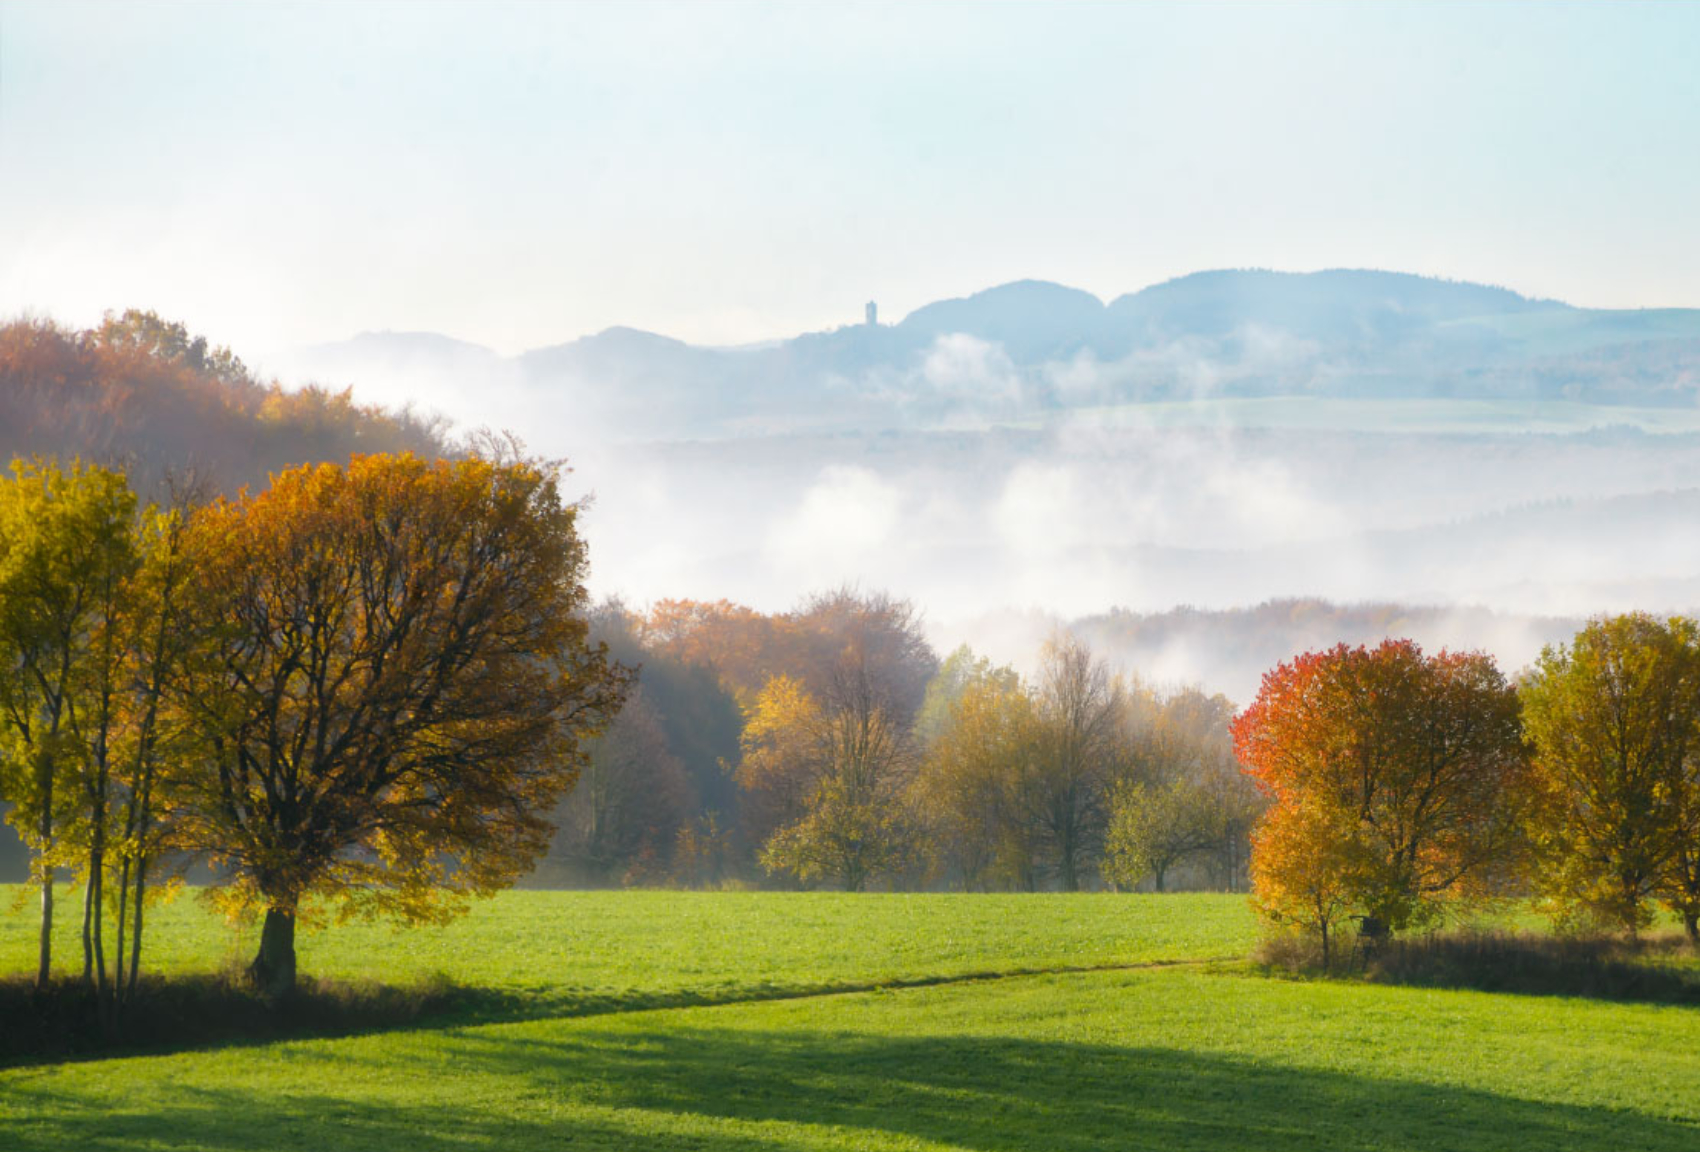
[733,673,824,851]
[1020,635,1125,891]
[546,685,692,885]
[1249,797,1362,969]
[171,453,626,996]
[103,486,203,1009]
[913,657,1037,889]
[741,667,918,891]
[790,587,938,725]
[641,589,936,722]
[1104,778,1217,893]
[640,598,798,701]
[1106,687,1263,892]
[589,600,743,877]
[1660,733,1700,942]
[1520,614,1700,937]
[0,460,139,989]
[1234,640,1529,951]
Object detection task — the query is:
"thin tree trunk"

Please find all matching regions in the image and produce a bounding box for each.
[91,840,108,1002]
[81,872,95,984]
[1685,910,1699,945]
[36,772,52,989]
[126,857,146,1002]
[114,856,131,995]
[37,861,53,989]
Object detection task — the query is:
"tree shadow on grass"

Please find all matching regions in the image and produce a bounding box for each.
[0,961,1205,1068]
[1358,932,1700,1007]
[7,1027,1697,1151]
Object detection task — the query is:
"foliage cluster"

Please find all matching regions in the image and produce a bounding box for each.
[569,602,1264,894]
[0,450,624,1005]
[1237,619,1700,965]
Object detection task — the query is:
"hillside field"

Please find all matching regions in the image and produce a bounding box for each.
[5,890,1700,1150]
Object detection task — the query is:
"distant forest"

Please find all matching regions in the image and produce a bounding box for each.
[0,311,454,495]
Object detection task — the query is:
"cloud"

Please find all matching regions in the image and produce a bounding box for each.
[764,465,904,583]
[920,333,1023,404]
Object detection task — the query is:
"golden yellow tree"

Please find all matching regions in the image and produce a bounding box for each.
[1520,614,1700,937]
[0,459,139,989]
[173,453,626,995]
[914,666,1038,890]
[739,669,918,891]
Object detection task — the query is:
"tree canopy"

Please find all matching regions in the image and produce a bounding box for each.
[1233,640,1528,957]
[171,453,626,993]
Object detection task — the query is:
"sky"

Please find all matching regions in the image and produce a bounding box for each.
[3,1,1699,361]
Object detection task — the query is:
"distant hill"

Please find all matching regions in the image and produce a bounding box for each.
[1,311,456,494]
[277,269,1700,441]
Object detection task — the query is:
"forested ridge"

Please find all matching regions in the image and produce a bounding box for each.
[0,311,454,494]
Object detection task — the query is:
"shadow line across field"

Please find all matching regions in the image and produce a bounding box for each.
[1,956,1237,1068]
[8,1027,1697,1151]
[444,955,1244,1024]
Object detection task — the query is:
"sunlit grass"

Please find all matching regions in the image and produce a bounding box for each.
[6,889,1698,1150]
[0,886,1257,1012]
[6,965,1699,1150]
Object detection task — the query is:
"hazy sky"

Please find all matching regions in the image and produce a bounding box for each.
[3,1,1698,359]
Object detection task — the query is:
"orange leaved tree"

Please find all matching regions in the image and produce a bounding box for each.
[173,453,626,995]
[1233,640,1528,962]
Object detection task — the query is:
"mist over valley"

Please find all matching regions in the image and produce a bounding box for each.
[265,268,1700,700]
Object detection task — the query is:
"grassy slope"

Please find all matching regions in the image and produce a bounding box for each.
[5,890,1699,1150]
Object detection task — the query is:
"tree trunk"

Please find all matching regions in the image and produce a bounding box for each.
[91,847,109,1003]
[1153,863,1167,893]
[1058,837,1080,892]
[126,858,146,1002]
[81,873,95,984]
[114,857,131,994]
[249,907,298,999]
[36,863,53,989]
[1685,910,1699,945]
[36,768,53,989]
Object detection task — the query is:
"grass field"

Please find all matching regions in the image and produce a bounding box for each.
[0,887,1255,1016]
[5,888,1700,1150]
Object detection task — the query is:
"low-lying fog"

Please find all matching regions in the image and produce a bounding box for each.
[268,291,1700,703]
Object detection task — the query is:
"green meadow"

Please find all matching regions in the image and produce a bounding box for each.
[5,889,1700,1150]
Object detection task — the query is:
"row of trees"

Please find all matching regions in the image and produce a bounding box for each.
[0,454,624,1003]
[1237,621,1700,966]
[551,596,1264,895]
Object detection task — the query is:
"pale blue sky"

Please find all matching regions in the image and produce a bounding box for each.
[2,1,1697,358]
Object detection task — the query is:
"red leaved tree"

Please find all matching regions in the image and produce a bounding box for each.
[1233,640,1529,963]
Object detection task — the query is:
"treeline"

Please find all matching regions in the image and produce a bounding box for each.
[1237,623,1700,967]
[0,454,623,1007]
[547,597,1263,893]
[0,311,453,494]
